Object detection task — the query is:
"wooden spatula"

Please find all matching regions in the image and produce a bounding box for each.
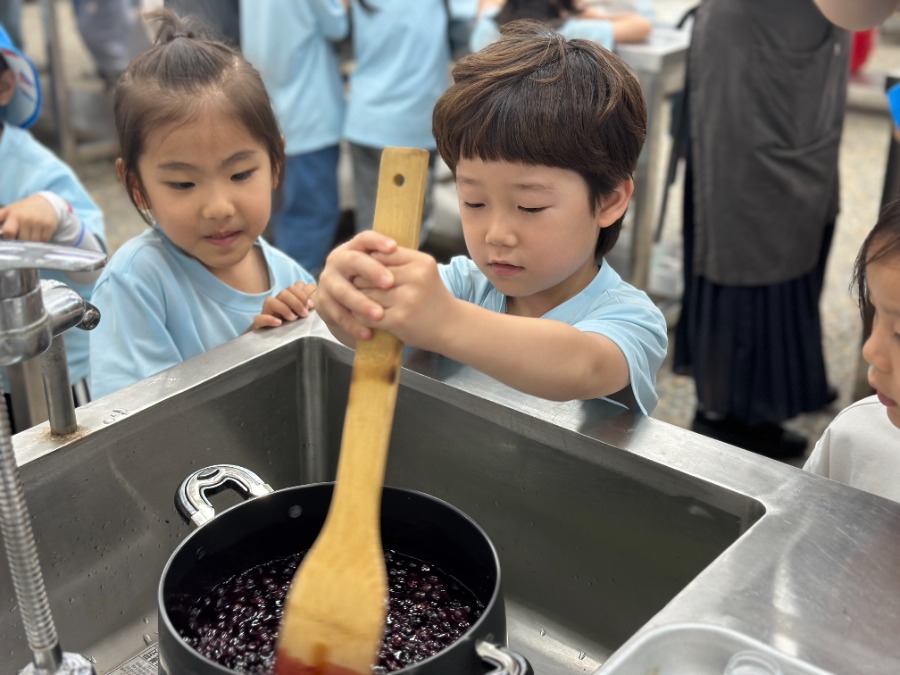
[275,147,430,675]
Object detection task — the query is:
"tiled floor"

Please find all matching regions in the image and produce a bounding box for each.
[18,0,900,464]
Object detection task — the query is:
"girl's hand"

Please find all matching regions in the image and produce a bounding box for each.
[252,281,318,329]
[316,231,399,343]
[0,195,59,242]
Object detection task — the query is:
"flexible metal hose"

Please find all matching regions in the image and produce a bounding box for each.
[0,384,61,673]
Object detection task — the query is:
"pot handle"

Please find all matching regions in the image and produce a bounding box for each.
[477,640,534,675]
[175,464,274,528]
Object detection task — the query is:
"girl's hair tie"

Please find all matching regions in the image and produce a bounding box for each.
[172,31,190,39]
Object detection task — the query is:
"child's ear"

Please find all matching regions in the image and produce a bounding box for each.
[596,178,635,229]
[116,158,150,210]
[0,68,16,106]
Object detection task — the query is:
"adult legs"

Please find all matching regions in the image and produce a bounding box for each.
[675,141,830,458]
[271,145,341,277]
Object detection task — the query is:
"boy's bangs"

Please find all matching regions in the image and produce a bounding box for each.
[448,77,593,172]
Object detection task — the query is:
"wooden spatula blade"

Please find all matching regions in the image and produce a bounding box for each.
[275,147,430,675]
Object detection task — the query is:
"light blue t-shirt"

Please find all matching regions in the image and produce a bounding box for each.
[0,124,107,388]
[344,0,451,150]
[239,0,347,156]
[470,8,615,53]
[89,228,314,399]
[439,256,667,414]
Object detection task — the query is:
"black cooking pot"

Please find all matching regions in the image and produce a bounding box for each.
[158,465,532,674]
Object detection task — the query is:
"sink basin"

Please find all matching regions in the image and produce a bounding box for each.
[6,318,900,674]
[0,320,762,673]
[598,623,832,675]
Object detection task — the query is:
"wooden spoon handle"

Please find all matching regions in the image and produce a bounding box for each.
[275,149,430,675]
[328,148,429,530]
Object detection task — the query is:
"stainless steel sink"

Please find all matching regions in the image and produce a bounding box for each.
[5,318,900,674]
[598,623,832,674]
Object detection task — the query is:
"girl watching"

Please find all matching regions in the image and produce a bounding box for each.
[90,10,316,398]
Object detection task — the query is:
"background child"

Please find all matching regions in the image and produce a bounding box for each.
[89,10,316,399]
[316,20,667,413]
[470,0,652,53]
[239,0,348,276]
[0,23,107,427]
[804,200,900,503]
[345,0,455,240]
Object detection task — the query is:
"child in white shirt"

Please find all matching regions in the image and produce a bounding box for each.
[805,200,900,502]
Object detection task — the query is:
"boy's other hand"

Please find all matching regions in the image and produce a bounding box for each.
[0,195,59,242]
[252,281,318,329]
[360,247,453,350]
[317,231,399,342]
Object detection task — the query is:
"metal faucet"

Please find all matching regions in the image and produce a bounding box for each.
[0,241,106,674]
[1,242,105,434]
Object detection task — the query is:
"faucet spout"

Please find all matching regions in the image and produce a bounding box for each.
[41,279,98,337]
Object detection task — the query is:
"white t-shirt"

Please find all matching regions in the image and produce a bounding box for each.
[804,395,900,503]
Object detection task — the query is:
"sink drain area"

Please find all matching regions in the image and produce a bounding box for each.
[106,643,159,675]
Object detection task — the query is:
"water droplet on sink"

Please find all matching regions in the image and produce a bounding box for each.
[88,656,97,664]
[539,629,546,637]
[142,634,154,645]
[578,651,586,660]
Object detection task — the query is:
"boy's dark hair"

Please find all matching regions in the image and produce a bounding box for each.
[433,20,647,259]
[854,198,900,315]
[113,9,285,224]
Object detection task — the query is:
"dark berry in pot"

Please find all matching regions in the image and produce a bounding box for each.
[172,549,484,674]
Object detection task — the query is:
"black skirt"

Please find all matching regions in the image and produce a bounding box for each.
[673,148,834,426]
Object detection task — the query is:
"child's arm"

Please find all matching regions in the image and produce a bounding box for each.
[574,10,652,45]
[369,249,631,401]
[0,192,106,283]
[251,281,318,330]
[317,233,661,403]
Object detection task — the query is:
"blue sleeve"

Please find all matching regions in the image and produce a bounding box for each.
[309,0,349,40]
[264,242,316,288]
[560,18,615,51]
[576,303,667,415]
[89,261,184,399]
[39,155,108,251]
[469,13,501,52]
[633,0,656,20]
[437,256,478,302]
[449,0,479,21]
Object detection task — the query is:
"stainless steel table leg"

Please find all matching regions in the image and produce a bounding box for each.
[616,29,689,291]
[630,70,667,290]
[38,0,77,166]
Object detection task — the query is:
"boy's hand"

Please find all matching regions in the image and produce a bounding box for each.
[316,231,399,342]
[0,195,60,242]
[359,247,455,350]
[252,281,318,329]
